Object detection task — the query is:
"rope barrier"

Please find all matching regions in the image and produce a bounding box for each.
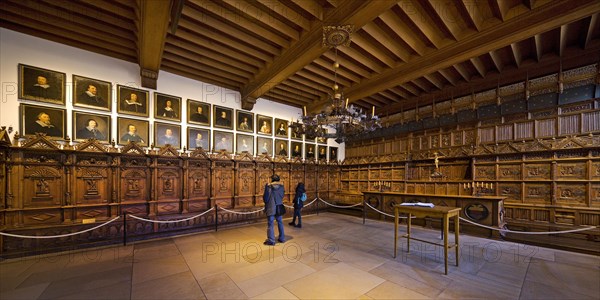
[458,216,597,235]
[217,206,264,215]
[318,198,362,208]
[0,216,121,239]
[129,207,215,224]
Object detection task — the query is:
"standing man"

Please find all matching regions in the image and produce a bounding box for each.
[263,174,285,245]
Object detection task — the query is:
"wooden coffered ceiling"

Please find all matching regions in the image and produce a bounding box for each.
[2,0,600,118]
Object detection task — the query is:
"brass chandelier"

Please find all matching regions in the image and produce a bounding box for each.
[290,25,381,144]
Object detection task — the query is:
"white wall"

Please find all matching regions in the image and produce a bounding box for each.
[0,28,344,160]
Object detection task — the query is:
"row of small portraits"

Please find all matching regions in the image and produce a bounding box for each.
[18,64,300,137]
[19,104,337,159]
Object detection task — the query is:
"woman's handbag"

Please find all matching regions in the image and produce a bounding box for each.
[276,204,286,216]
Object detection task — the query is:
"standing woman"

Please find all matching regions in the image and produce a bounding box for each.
[263,174,285,245]
[289,182,306,228]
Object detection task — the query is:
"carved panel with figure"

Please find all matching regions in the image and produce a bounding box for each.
[498,165,521,180]
[523,183,552,204]
[556,162,586,180]
[23,166,63,208]
[524,164,552,180]
[212,160,234,208]
[556,183,587,206]
[75,166,109,204]
[499,183,522,203]
[236,161,255,207]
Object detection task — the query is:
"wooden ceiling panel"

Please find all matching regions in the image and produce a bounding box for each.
[2,0,599,120]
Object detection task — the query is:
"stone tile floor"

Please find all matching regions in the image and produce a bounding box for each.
[1,213,598,299]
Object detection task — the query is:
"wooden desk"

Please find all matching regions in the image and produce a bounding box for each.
[394,205,461,275]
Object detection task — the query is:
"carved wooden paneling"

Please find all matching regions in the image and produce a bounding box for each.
[0,150,5,211]
[498,164,521,180]
[392,168,404,180]
[556,183,587,206]
[369,169,379,180]
[23,165,64,208]
[556,162,587,180]
[523,183,552,204]
[475,165,496,180]
[590,183,600,208]
[554,210,576,225]
[212,160,234,208]
[236,161,255,207]
[524,164,552,180]
[499,183,522,203]
[22,209,62,226]
[186,159,210,212]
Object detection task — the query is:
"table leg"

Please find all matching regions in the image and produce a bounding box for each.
[443,215,449,275]
[454,215,459,267]
[406,213,411,253]
[394,208,398,258]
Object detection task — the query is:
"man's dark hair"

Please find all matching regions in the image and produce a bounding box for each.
[271,174,280,182]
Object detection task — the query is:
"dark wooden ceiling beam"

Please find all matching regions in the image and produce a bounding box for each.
[163,45,253,81]
[322,51,372,78]
[240,0,399,111]
[291,0,323,20]
[138,0,172,89]
[457,0,481,32]
[510,43,522,68]
[559,25,568,57]
[397,1,444,49]
[470,57,487,78]
[423,0,465,41]
[181,5,280,56]
[161,60,242,90]
[190,0,290,47]
[376,11,423,57]
[222,0,299,41]
[165,35,259,73]
[178,18,272,64]
[286,75,331,94]
[438,69,458,86]
[256,0,311,31]
[352,33,396,68]
[313,58,361,83]
[332,0,600,108]
[38,0,135,31]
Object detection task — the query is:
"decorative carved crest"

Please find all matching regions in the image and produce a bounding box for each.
[290,156,303,164]
[255,153,273,162]
[211,149,232,161]
[188,147,211,160]
[273,155,289,163]
[121,142,146,155]
[21,133,61,150]
[235,151,254,161]
[74,139,109,152]
[0,127,11,146]
[157,144,180,157]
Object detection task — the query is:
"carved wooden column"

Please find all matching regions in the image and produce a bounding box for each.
[255,155,273,207]
[154,146,183,216]
[186,148,211,212]
[234,153,256,208]
[317,160,329,201]
[273,156,290,203]
[290,157,304,201]
[211,151,234,208]
[305,160,317,201]
[119,143,151,217]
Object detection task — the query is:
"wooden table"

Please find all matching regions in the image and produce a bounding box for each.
[394,205,461,275]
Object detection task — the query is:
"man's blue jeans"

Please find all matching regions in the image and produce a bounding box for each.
[267,214,285,243]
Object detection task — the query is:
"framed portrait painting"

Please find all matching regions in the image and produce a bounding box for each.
[257,137,273,156]
[329,146,338,162]
[154,122,181,149]
[117,117,149,146]
[20,104,66,139]
[318,145,327,160]
[18,64,66,105]
[117,85,149,117]
[305,143,316,160]
[257,114,272,136]
[213,130,234,153]
[290,141,302,158]
[290,124,303,140]
[275,139,288,157]
[316,136,327,144]
[72,111,110,142]
[274,118,288,137]
[236,110,254,133]
[236,134,254,155]
[188,127,210,150]
[213,105,233,130]
[187,100,210,126]
[73,75,112,111]
[155,92,181,122]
